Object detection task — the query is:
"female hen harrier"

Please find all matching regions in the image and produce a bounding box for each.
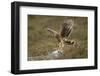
[46,20,74,51]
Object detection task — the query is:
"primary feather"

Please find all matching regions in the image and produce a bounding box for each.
[60,20,73,38]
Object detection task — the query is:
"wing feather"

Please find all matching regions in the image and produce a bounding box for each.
[60,20,73,38]
[46,28,58,35]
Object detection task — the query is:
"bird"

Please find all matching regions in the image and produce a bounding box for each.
[46,19,74,52]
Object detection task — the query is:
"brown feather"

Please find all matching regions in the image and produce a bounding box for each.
[60,20,73,38]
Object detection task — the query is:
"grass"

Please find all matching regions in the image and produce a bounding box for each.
[28,15,88,60]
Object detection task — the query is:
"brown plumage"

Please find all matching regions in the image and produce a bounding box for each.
[46,20,74,51]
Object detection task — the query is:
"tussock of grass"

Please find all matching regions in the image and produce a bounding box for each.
[28,15,88,60]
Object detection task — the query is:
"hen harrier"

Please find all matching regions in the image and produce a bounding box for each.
[46,20,74,51]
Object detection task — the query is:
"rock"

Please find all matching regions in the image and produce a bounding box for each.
[48,50,64,59]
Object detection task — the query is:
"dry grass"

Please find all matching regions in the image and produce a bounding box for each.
[28,15,88,60]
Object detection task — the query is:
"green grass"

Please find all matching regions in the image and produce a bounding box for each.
[28,15,88,60]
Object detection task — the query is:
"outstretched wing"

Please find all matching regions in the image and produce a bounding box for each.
[46,28,59,35]
[46,27,61,42]
[60,20,73,38]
